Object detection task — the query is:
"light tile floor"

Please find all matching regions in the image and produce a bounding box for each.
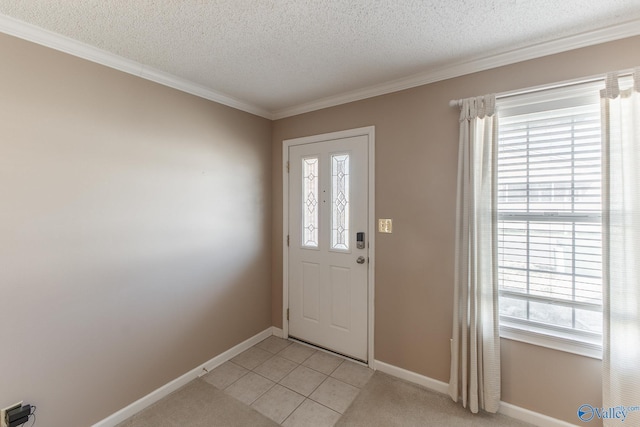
[202,336,373,427]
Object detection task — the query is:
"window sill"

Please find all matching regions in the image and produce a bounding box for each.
[500,324,602,360]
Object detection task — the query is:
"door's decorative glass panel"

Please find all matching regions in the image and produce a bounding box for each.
[331,154,350,250]
[302,157,319,247]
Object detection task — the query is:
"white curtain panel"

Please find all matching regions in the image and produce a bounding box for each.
[449,95,501,414]
[601,69,640,424]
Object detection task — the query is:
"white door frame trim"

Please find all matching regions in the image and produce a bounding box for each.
[282,126,375,367]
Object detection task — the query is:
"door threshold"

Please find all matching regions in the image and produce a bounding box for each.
[287,336,368,366]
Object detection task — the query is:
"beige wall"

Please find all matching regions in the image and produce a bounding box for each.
[272,35,640,424]
[0,33,272,426]
[2,24,637,427]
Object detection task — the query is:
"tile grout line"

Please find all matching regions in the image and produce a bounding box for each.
[258,342,348,424]
[245,342,313,423]
[215,337,369,426]
[278,395,308,426]
[255,343,307,425]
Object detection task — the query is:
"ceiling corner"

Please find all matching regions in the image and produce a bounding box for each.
[272,17,640,120]
[0,13,272,120]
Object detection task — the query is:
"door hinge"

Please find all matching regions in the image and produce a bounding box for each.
[287,308,290,321]
[287,235,290,247]
[286,161,290,173]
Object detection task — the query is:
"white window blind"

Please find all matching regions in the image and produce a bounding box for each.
[497,83,603,355]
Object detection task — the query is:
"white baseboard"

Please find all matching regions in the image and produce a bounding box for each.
[373,360,578,427]
[499,402,578,427]
[94,332,578,427]
[93,327,276,427]
[373,360,449,394]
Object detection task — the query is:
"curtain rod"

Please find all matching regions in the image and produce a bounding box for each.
[449,68,636,108]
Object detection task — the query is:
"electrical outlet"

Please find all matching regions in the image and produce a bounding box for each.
[0,402,22,427]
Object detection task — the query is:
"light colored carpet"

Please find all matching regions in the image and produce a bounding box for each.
[116,371,536,427]
[116,378,279,427]
[335,372,534,427]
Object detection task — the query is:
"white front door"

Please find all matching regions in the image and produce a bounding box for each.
[287,134,369,361]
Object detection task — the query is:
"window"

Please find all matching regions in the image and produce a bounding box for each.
[302,156,319,247]
[497,83,603,356]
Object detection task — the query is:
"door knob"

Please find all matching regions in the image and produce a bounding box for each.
[356,256,366,264]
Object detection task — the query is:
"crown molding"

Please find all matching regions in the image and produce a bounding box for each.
[0,14,273,119]
[2,13,639,122]
[272,18,640,119]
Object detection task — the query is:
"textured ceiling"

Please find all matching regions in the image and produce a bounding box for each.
[1,1,640,117]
